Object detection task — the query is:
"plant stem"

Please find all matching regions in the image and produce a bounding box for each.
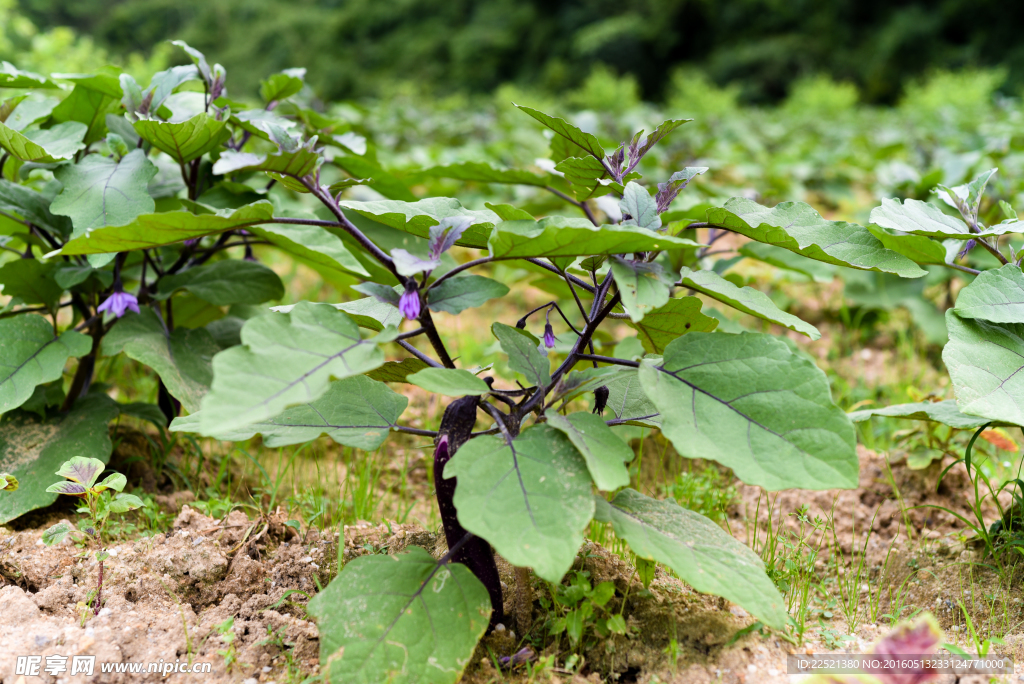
[396,340,442,368]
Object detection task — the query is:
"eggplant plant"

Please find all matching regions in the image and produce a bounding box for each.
[0,44,951,683]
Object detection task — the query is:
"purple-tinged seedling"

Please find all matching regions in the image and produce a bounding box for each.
[42,457,144,546]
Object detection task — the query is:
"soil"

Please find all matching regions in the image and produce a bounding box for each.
[0,447,1021,683]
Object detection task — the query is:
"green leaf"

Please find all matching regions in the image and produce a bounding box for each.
[0,62,59,89]
[515,104,605,160]
[639,332,858,490]
[0,180,73,237]
[847,400,1007,429]
[488,218,699,259]
[610,257,672,322]
[544,410,632,490]
[620,182,660,230]
[554,156,614,201]
[869,198,1015,240]
[0,120,86,162]
[308,547,490,684]
[594,489,786,629]
[446,426,595,582]
[332,152,416,202]
[133,112,232,164]
[41,521,70,545]
[108,492,145,513]
[864,225,949,266]
[198,302,386,434]
[428,275,509,315]
[679,268,820,339]
[0,316,91,414]
[423,161,548,187]
[94,472,127,493]
[707,198,926,278]
[629,296,718,354]
[259,71,305,103]
[338,198,499,249]
[0,395,119,523]
[250,222,369,280]
[171,375,406,449]
[407,368,490,396]
[492,322,551,388]
[365,357,430,383]
[954,264,1024,324]
[154,261,284,306]
[212,147,321,180]
[943,311,1024,426]
[51,149,157,239]
[45,481,87,495]
[58,201,275,255]
[332,297,402,331]
[49,85,114,145]
[56,455,105,486]
[0,260,63,310]
[101,309,220,413]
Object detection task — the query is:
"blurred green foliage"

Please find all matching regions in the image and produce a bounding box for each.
[15,0,1024,103]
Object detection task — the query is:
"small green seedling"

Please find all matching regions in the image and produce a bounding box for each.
[41,457,145,545]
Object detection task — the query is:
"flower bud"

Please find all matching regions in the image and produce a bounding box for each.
[399,286,421,320]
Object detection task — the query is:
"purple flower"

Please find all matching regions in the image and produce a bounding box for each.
[183,238,199,247]
[98,290,140,319]
[543,323,556,349]
[957,239,976,260]
[399,287,421,320]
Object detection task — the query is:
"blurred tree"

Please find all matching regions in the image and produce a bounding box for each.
[16,0,1024,103]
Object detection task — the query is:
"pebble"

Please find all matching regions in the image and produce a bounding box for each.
[747,665,757,673]
[302,556,313,563]
[263,666,272,673]
[98,608,112,617]
[34,635,49,647]
[768,668,780,676]
[243,679,258,684]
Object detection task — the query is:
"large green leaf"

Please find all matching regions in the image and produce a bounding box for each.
[707,198,926,277]
[0,316,91,414]
[554,156,614,201]
[0,260,63,310]
[847,400,1007,429]
[423,161,548,187]
[865,225,949,266]
[49,84,116,145]
[954,264,1024,324]
[446,426,595,582]
[365,357,430,383]
[544,410,632,490]
[57,201,275,255]
[154,261,284,306]
[610,257,672,322]
[170,375,406,448]
[0,395,120,524]
[133,112,232,164]
[0,121,86,162]
[492,322,550,388]
[198,302,387,433]
[943,311,1024,426]
[427,275,509,315]
[101,308,220,414]
[594,490,786,629]
[0,62,59,89]
[51,149,157,239]
[515,105,605,160]
[338,198,499,249]
[628,296,718,354]
[639,332,858,490]
[307,547,490,684]
[870,198,1018,240]
[738,242,837,283]
[212,147,321,179]
[250,222,369,281]
[407,368,490,396]
[679,267,820,339]
[488,218,699,259]
[604,366,661,426]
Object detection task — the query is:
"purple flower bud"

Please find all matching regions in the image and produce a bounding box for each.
[183,238,199,247]
[97,290,140,319]
[543,324,556,349]
[958,239,977,260]
[399,287,421,320]
[244,244,258,263]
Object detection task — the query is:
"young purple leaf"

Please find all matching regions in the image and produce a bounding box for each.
[655,167,708,214]
[428,216,473,259]
[55,456,106,487]
[543,323,556,349]
[499,647,536,669]
[45,481,88,496]
[391,248,441,276]
[865,615,943,684]
[399,285,421,320]
[97,289,140,319]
